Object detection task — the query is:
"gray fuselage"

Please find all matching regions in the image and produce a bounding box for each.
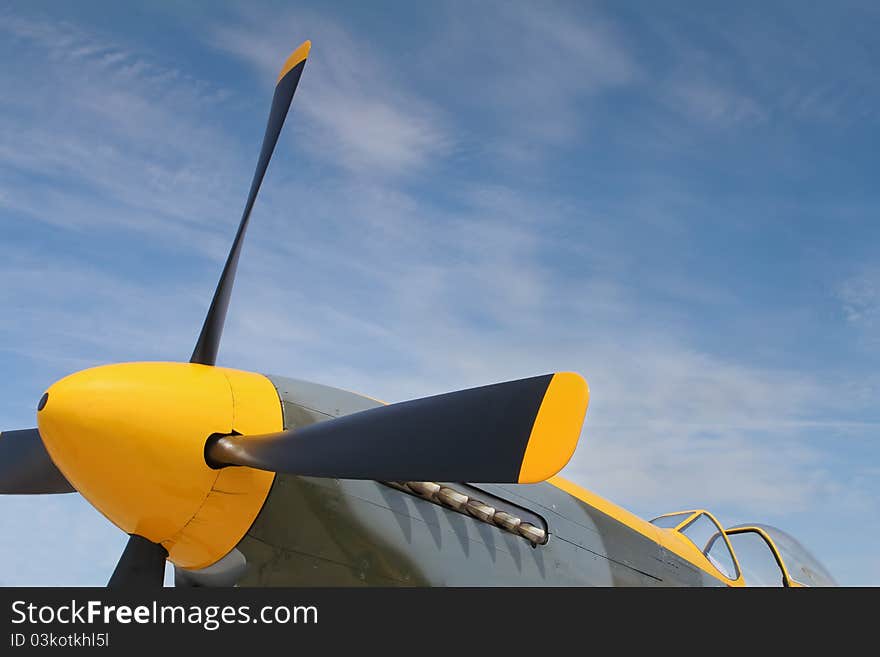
[229,376,724,587]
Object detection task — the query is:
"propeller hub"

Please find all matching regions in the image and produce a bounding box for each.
[36,362,280,569]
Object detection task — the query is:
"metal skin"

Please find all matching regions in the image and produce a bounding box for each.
[177,376,726,587]
[235,477,725,587]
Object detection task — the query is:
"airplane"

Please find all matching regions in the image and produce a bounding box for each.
[0,41,836,588]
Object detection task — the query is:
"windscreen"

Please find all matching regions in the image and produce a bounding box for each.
[726,530,785,586]
[729,524,837,586]
[649,512,694,529]
[681,513,738,580]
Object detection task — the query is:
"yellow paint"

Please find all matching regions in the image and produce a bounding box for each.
[550,476,663,543]
[518,373,589,483]
[277,40,311,83]
[672,510,743,586]
[549,477,744,586]
[162,369,279,569]
[37,362,280,569]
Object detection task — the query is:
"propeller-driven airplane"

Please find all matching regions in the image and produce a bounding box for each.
[0,41,835,588]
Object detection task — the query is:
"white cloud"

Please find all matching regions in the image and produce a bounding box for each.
[210,13,451,177]
[839,269,880,327]
[666,78,766,126]
[213,176,869,524]
[0,13,245,255]
[0,248,206,370]
[424,1,636,148]
[647,3,880,129]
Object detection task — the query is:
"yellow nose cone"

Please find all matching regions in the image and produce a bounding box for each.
[36,362,279,569]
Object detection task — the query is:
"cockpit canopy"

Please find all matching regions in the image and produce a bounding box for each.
[650,511,836,587]
[727,523,837,587]
[650,510,738,581]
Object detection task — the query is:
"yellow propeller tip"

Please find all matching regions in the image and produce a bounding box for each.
[517,372,590,484]
[277,40,311,83]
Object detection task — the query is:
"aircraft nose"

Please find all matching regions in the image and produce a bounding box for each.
[34,362,279,569]
[36,372,101,467]
[36,363,234,540]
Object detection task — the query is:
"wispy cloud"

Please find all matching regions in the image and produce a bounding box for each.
[1,3,877,586]
[216,175,871,524]
[839,268,880,327]
[423,0,636,155]
[647,2,880,130]
[665,78,766,126]
[209,11,451,177]
[0,12,245,255]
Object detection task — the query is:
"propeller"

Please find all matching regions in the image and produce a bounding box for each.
[0,428,74,494]
[190,41,311,366]
[0,42,313,587]
[107,535,168,589]
[207,372,589,484]
[109,42,312,586]
[1,39,592,589]
[107,41,312,586]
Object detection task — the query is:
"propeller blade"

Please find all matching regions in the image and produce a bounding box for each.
[207,372,589,483]
[107,534,168,588]
[190,41,311,366]
[0,428,74,494]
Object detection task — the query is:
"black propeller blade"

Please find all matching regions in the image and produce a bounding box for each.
[206,372,589,483]
[107,534,168,589]
[190,41,311,366]
[106,44,311,587]
[0,428,74,494]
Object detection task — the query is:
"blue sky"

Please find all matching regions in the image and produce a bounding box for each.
[0,0,877,585]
